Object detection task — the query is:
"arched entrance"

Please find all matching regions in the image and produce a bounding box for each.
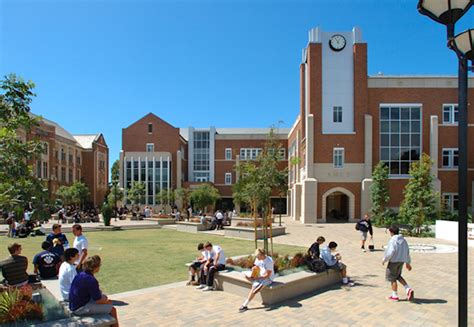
[322,187,355,222]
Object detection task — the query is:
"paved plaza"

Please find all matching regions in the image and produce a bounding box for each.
[105,217,473,326]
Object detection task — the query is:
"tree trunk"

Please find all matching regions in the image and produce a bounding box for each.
[253,199,258,249]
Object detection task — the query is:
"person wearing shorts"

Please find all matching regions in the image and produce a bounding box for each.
[320,241,352,285]
[187,243,211,286]
[382,225,414,302]
[239,249,274,312]
[69,255,119,326]
[356,214,373,252]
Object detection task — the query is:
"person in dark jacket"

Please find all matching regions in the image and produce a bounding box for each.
[356,214,373,252]
[46,224,69,259]
[307,236,325,259]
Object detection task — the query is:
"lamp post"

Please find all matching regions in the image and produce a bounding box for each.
[418,2,473,326]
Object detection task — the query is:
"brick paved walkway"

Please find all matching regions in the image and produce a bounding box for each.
[111,217,473,326]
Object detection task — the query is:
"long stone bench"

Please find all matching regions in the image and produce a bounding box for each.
[176,222,207,233]
[41,279,116,327]
[224,226,286,240]
[213,269,340,305]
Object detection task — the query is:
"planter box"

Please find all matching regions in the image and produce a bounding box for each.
[214,269,340,305]
[231,217,275,226]
[224,226,285,240]
[176,222,207,233]
[143,218,176,226]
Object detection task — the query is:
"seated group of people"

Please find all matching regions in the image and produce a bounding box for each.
[0,224,119,327]
[187,242,226,291]
[307,236,353,286]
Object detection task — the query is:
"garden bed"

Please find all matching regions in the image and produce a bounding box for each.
[231,217,275,226]
[224,225,285,240]
[176,222,207,233]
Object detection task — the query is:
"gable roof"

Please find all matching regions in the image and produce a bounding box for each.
[73,134,101,149]
[123,112,177,130]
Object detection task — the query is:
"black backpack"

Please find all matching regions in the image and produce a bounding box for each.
[307,257,327,273]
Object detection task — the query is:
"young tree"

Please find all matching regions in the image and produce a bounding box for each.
[175,187,191,211]
[399,153,438,235]
[107,160,123,212]
[156,189,175,213]
[69,182,90,209]
[0,74,48,213]
[190,184,220,214]
[370,161,390,226]
[127,181,146,206]
[56,186,72,207]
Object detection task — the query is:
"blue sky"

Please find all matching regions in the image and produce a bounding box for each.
[1,0,473,165]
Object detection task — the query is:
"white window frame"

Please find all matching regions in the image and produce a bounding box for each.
[442,148,458,168]
[146,143,155,152]
[443,193,459,212]
[240,148,262,160]
[333,148,344,168]
[442,104,458,125]
[225,148,232,161]
[333,106,343,123]
[225,172,232,185]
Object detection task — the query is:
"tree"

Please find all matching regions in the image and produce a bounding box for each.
[0,74,48,215]
[107,160,123,211]
[370,161,390,226]
[69,182,90,209]
[175,187,191,211]
[190,184,220,213]
[56,186,73,207]
[399,153,438,235]
[127,181,146,206]
[156,189,175,213]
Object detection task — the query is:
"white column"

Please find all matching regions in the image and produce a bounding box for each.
[177,150,182,189]
[364,114,373,178]
[138,157,141,183]
[430,115,439,178]
[305,115,314,178]
[167,156,171,192]
[123,156,127,201]
[160,156,163,191]
[153,157,156,206]
[145,156,149,205]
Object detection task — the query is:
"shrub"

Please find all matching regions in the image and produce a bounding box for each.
[228,252,306,274]
[101,203,113,226]
[0,286,43,324]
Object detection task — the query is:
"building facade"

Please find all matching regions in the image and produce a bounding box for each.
[18,115,109,206]
[119,113,288,212]
[288,27,474,223]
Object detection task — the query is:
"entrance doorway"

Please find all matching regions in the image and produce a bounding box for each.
[325,191,349,222]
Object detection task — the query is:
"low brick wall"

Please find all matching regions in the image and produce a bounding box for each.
[231,217,275,226]
[176,222,207,233]
[224,226,285,240]
[214,269,340,305]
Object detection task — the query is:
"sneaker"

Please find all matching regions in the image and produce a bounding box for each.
[239,306,248,312]
[407,288,414,301]
[202,286,214,291]
[195,284,206,290]
[362,248,366,253]
[388,296,399,301]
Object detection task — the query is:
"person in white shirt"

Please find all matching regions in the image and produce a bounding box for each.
[197,242,225,291]
[72,224,88,269]
[239,248,274,312]
[58,248,79,301]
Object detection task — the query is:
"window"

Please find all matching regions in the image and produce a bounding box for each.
[43,143,49,155]
[69,168,73,183]
[61,148,66,162]
[36,161,42,178]
[442,104,458,124]
[194,172,209,182]
[148,123,153,133]
[240,148,262,160]
[333,148,344,168]
[380,106,421,175]
[146,143,155,152]
[76,156,81,165]
[55,149,59,160]
[225,148,232,160]
[278,148,286,160]
[42,162,48,179]
[442,148,459,168]
[225,173,232,185]
[333,106,343,123]
[443,193,459,212]
[193,131,210,173]
[61,167,66,182]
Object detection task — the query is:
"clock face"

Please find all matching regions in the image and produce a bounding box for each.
[329,34,346,51]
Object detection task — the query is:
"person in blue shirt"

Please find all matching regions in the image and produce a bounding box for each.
[33,241,60,279]
[46,224,69,259]
[68,255,119,326]
[320,241,353,286]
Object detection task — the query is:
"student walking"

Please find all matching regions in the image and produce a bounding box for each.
[356,214,374,252]
[382,225,414,301]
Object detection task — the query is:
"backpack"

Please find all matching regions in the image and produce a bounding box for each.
[307,257,327,273]
[355,222,360,231]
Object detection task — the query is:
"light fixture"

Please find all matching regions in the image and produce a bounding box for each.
[449,28,474,60]
[418,0,473,26]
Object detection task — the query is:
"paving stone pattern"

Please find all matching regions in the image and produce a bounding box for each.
[111,218,473,326]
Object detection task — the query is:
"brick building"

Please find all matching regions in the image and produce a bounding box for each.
[17,114,109,206]
[119,113,289,212]
[288,27,474,223]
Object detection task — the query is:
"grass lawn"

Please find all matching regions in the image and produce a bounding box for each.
[0,229,305,294]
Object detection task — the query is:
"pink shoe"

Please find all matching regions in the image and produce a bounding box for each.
[407,288,414,301]
[388,296,399,301]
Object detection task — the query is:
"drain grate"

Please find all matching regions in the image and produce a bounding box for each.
[383,243,457,254]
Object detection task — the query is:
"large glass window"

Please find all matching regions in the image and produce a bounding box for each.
[380,106,421,175]
[193,131,210,172]
[442,104,458,124]
[126,161,132,189]
[442,148,458,168]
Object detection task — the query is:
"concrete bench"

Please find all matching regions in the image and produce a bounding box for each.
[213,269,340,305]
[176,222,207,233]
[41,279,116,327]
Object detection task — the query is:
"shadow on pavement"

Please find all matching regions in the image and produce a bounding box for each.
[410,298,448,305]
[111,300,129,306]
